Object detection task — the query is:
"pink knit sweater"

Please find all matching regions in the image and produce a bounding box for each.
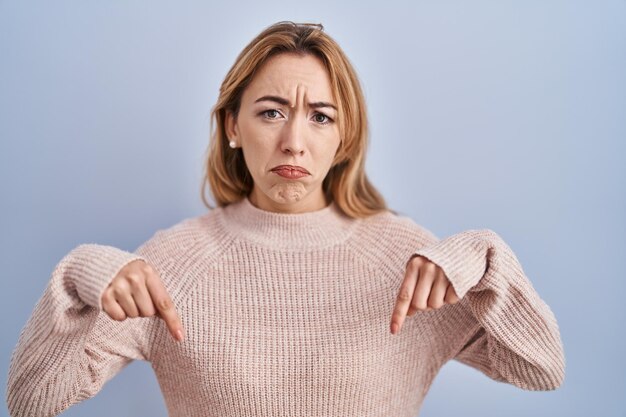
[6,196,565,417]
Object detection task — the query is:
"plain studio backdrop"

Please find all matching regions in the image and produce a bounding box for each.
[1,1,624,416]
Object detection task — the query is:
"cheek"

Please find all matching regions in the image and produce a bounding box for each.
[315,138,341,165]
[239,124,272,167]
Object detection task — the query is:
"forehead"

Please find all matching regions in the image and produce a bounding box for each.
[244,53,334,103]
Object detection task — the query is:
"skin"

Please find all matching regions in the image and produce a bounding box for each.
[225,52,341,214]
[390,255,461,335]
[98,52,461,340]
[101,259,185,342]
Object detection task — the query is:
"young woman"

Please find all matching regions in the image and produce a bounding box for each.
[6,21,565,417]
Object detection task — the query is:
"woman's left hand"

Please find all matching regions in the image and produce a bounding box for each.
[390,255,461,335]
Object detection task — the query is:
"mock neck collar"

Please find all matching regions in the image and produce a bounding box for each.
[217,195,357,250]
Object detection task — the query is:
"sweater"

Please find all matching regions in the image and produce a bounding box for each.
[6,195,566,417]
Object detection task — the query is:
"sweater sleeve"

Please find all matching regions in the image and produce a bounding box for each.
[5,243,155,417]
[410,228,566,391]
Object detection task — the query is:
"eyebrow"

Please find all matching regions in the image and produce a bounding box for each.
[254,95,337,111]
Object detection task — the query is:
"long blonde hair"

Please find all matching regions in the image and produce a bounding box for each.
[200,21,390,219]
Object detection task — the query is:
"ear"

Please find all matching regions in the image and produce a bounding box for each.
[225,110,239,141]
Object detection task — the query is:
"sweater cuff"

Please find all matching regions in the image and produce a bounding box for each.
[410,229,492,299]
[66,244,146,310]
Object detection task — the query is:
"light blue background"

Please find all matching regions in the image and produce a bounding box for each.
[1,1,624,416]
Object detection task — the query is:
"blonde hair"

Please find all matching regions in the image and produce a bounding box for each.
[200,21,391,219]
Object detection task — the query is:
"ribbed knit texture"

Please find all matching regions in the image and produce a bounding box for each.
[6,196,566,417]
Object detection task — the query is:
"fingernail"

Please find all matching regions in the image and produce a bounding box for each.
[391,323,398,334]
[176,329,184,342]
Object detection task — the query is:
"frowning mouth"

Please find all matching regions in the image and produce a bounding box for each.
[270,165,310,179]
[270,165,310,174]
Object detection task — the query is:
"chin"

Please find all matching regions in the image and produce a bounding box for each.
[267,183,307,204]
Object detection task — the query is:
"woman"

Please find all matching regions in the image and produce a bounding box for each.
[6,21,565,417]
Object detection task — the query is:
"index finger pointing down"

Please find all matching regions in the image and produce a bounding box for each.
[146,271,184,342]
[390,257,420,334]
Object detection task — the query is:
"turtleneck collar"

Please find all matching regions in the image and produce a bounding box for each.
[217,195,357,250]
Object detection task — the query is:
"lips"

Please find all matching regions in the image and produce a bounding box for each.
[270,165,310,174]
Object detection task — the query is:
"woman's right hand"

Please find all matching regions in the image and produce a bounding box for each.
[101,259,185,342]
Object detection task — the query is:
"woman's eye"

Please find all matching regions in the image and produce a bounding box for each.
[260,109,332,125]
[313,113,333,125]
[262,109,280,119]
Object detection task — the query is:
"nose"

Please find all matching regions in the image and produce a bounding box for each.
[279,113,306,155]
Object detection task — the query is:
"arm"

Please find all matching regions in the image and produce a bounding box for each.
[411,229,566,391]
[6,243,154,417]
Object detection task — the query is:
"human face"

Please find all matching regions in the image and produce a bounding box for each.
[225,53,341,214]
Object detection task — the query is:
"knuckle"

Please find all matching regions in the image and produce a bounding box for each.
[424,262,436,273]
[112,285,126,297]
[126,275,144,291]
[406,255,419,268]
[101,289,111,303]
[407,256,427,271]
[125,271,142,282]
[144,265,159,280]
[445,291,459,303]
[397,288,412,301]
[157,297,172,311]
